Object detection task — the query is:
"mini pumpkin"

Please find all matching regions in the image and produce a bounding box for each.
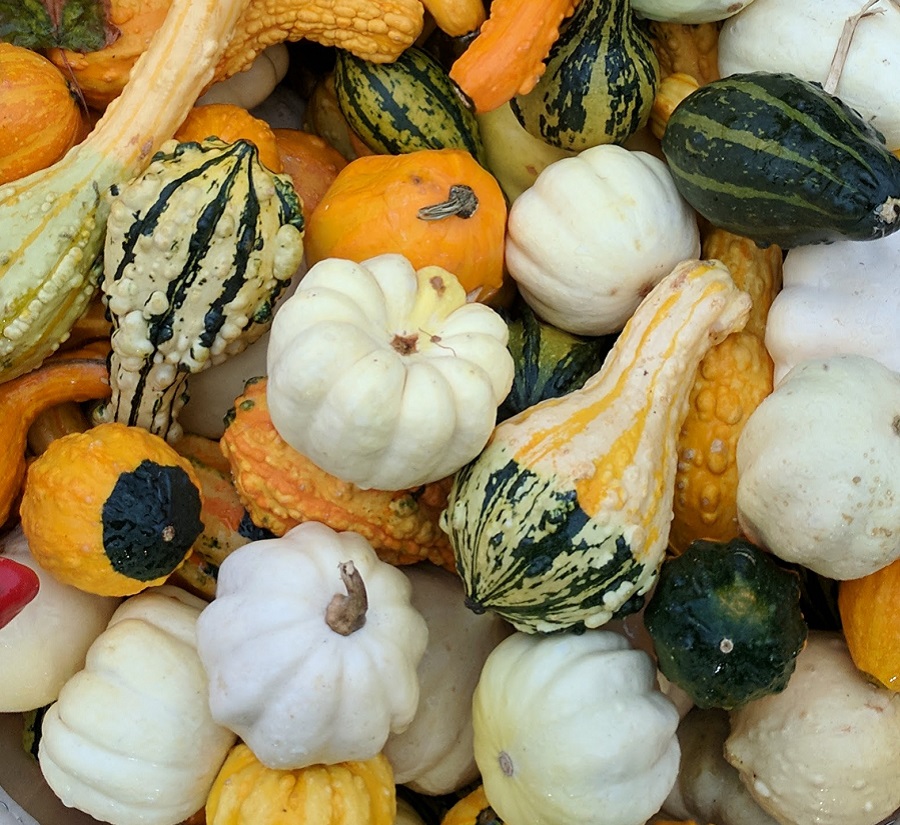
[19,423,205,597]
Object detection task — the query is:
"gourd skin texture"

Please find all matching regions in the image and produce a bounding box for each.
[736,354,900,580]
[633,0,755,23]
[195,521,429,770]
[38,586,238,825]
[266,254,514,491]
[444,259,751,633]
[505,145,701,336]
[725,631,900,825]
[472,630,681,825]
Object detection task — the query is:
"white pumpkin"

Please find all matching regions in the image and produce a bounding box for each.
[765,230,900,386]
[718,0,900,150]
[473,630,681,825]
[38,586,236,825]
[383,563,512,795]
[633,0,757,23]
[266,253,514,491]
[195,521,429,770]
[736,354,900,580]
[505,145,700,336]
[0,527,120,713]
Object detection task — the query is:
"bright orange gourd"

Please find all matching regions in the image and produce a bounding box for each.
[440,786,503,825]
[304,149,508,303]
[175,103,283,172]
[272,128,348,222]
[0,44,83,184]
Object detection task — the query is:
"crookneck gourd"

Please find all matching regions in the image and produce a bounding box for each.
[94,137,305,443]
[442,259,751,633]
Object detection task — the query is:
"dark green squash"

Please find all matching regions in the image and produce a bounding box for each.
[509,0,659,151]
[644,537,808,710]
[661,71,900,248]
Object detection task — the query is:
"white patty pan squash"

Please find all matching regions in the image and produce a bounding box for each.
[472,630,681,825]
[765,230,900,386]
[265,254,514,491]
[38,585,237,825]
[504,145,700,337]
[725,631,900,825]
[195,520,429,770]
[633,0,757,23]
[0,527,120,713]
[718,0,900,150]
[736,354,900,580]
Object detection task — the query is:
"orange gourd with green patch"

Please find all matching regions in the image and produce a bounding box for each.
[442,259,751,633]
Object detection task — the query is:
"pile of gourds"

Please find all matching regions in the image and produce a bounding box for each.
[1,0,900,824]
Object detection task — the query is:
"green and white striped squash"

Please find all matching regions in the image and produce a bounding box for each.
[333,46,488,166]
[442,260,752,634]
[661,71,900,248]
[509,0,659,151]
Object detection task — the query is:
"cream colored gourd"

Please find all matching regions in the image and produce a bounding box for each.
[725,631,900,825]
[718,0,900,150]
[383,564,512,795]
[765,230,900,386]
[0,527,120,712]
[0,0,251,384]
[195,521,429,769]
[197,43,289,108]
[266,254,514,491]
[505,145,701,336]
[38,586,237,825]
[633,0,757,22]
[473,630,681,825]
[737,354,900,579]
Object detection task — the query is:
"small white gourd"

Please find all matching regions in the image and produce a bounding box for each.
[633,0,758,23]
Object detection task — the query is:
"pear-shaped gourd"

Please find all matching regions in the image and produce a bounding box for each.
[442,259,751,633]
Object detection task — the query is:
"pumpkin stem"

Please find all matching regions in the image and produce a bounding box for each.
[824,0,884,94]
[417,184,479,221]
[325,561,368,635]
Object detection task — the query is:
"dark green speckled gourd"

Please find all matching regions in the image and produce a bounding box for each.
[510,0,659,151]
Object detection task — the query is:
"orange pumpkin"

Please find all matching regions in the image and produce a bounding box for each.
[273,128,349,223]
[0,44,83,185]
[839,558,900,691]
[440,786,503,825]
[175,103,283,172]
[304,149,508,303]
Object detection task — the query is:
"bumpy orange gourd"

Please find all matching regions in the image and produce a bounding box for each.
[647,21,721,84]
[205,744,396,825]
[668,228,783,553]
[440,786,504,825]
[839,559,900,691]
[0,44,83,184]
[175,103,283,172]
[304,149,507,302]
[272,128,348,223]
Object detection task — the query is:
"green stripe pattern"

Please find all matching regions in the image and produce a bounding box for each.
[662,72,900,248]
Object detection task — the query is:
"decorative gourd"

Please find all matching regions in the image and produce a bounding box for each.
[303,73,371,161]
[205,745,396,825]
[440,786,503,825]
[383,563,512,795]
[38,585,238,825]
[650,72,700,140]
[509,0,660,151]
[661,71,900,247]
[421,0,486,36]
[473,630,681,825]
[0,0,253,385]
[266,254,514,492]
[305,150,507,302]
[443,259,751,633]
[219,376,457,570]
[19,422,204,597]
[496,297,617,423]
[647,21,721,83]
[195,521,429,769]
[764,230,900,386]
[272,128,348,223]
[197,43,290,109]
[0,526,121,712]
[0,43,83,185]
[94,137,304,443]
[505,145,701,336]
[724,631,900,825]
[718,0,900,151]
[736,354,900,580]
[334,47,488,165]
[644,538,807,709]
[633,0,756,22]
[838,558,900,691]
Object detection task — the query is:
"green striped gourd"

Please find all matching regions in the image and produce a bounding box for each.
[509,0,659,151]
[95,138,304,443]
[661,72,900,248]
[442,260,751,634]
[333,46,488,166]
[0,0,251,385]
